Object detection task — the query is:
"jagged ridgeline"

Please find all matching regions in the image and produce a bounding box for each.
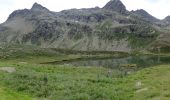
[0,0,169,52]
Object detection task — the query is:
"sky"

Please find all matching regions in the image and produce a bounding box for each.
[0,0,170,23]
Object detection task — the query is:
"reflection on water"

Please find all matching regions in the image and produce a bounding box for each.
[60,55,170,69]
[49,55,170,75]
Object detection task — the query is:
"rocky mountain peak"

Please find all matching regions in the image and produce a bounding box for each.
[31,2,49,12]
[6,3,49,21]
[161,16,170,25]
[132,9,149,16]
[132,9,159,22]
[164,16,170,21]
[7,9,31,21]
[103,0,126,14]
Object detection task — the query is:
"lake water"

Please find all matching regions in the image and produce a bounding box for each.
[47,55,170,75]
[51,55,169,68]
[48,55,170,74]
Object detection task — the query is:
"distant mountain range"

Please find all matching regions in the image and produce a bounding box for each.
[0,0,170,52]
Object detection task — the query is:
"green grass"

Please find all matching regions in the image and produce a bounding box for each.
[128,65,170,100]
[0,44,170,99]
[0,86,32,100]
[1,54,82,64]
[0,61,170,100]
[150,46,170,53]
[0,63,125,100]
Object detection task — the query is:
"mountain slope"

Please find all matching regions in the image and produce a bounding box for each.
[103,0,127,14]
[131,9,160,23]
[0,0,162,52]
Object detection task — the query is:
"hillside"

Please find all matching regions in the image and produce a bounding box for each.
[0,0,169,52]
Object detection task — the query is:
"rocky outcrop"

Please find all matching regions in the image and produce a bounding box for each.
[31,2,49,12]
[7,9,31,21]
[160,16,170,26]
[131,9,159,23]
[103,0,127,14]
[164,16,170,22]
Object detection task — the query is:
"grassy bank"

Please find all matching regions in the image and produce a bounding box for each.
[0,44,129,64]
[129,65,170,100]
[0,44,170,99]
[0,86,32,100]
[0,61,170,100]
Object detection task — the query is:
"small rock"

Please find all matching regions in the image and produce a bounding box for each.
[136,88,148,93]
[127,71,133,75]
[0,67,16,73]
[19,62,27,64]
[135,81,142,88]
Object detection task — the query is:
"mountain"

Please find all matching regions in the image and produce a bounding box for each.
[0,0,169,52]
[131,9,160,23]
[31,2,49,12]
[160,16,170,26]
[150,16,170,52]
[164,16,170,22]
[103,0,127,14]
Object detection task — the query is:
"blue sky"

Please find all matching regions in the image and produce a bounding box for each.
[0,0,170,23]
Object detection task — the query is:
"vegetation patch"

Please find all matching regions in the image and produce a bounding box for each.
[119,64,137,68]
[0,86,32,100]
[0,61,170,99]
